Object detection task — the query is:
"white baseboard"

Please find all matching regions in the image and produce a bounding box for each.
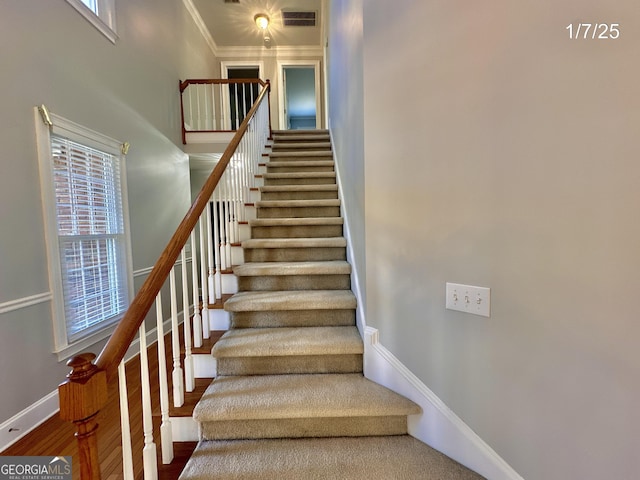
[0,390,59,452]
[364,327,524,480]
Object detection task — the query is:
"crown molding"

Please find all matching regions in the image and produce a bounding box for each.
[183,0,219,57]
[216,45,324,58]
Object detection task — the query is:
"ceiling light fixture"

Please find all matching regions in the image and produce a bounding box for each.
[254,13,270,30]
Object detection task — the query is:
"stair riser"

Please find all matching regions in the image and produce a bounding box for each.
[267,165,334,174]
[257,206,341,219]
[264,177,336,186]
[268,155,334,162]
[244,247,346,263]
[230,309,356,328]
[216,354,363,376]
[260,191,339,201]
[251,225,343,239]
[271,146,332,152]
[238,274,351,292]
[200,416,409,441]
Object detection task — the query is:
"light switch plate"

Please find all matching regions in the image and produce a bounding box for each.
[446,283,491,317]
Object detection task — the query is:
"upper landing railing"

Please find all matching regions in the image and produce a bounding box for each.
[179,78,272,144]
[58,80,271,480]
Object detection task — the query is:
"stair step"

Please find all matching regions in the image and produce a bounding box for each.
[180,436,484,480]
[193,373,420,440]
[212,326,363,375]
[272,129,329,135]
[271,141,332,150]
[256,199,341,219]
[249,216,343,239]
[260,184,338,201]
[263,172,336,186]
[269,150,333,159]
[266,160,334,173]
[225,289,356,312]
[234,260,351,291]
[272,133,330,142]
[242,237,346,262]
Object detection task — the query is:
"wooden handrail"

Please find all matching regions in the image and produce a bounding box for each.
[96,82,270,380]
[179,78,266,93]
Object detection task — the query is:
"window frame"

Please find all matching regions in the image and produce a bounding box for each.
[65,0,118,44]
[35,109,133,361]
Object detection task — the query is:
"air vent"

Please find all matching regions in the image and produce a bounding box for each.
[224,0,240,3]
[282,11,316,27]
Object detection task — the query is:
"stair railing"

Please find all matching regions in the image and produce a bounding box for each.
[58,81,271,480]
[179,78,272,144]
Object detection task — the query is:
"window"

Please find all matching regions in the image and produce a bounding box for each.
[65,0,118,43]
[36,109,133,360]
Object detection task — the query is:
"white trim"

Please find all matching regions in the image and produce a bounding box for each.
[277,60,322,130]
[170,416,199,442]
[0,292,53,315]
[364,329,524,480]
[182,0,218,56]
[217,45,323,58]
[133,257,193,278]
[64,0,118,44]
[0,390,59,452]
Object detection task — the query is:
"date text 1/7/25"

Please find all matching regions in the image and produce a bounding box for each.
[566,23,620,39]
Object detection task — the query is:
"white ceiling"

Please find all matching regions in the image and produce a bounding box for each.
[192,0,323,48]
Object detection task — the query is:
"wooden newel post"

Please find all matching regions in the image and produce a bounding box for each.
[58,353,108,480]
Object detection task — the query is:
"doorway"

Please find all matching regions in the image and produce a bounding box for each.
[277,61,322,130]
[220,62,265,130]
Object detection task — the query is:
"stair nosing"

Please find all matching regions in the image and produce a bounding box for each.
[224,289,356,312]
[233,260,351,277]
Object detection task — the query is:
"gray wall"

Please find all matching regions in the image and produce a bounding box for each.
[0,0,217,423]
[327,0,366,322]
[330,0,640,479]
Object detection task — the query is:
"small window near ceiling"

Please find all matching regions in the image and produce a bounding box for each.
[35,109,133,360]
[65,0,118,43]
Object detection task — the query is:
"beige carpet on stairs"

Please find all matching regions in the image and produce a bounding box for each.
[179,130,485,480]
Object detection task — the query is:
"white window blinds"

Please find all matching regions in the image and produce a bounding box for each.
[51,135,129,341]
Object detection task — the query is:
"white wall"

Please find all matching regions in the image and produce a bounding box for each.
[0,0,216,426]
[356,1,640,479]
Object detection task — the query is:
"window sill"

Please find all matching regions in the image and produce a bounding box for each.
[65,0,118,44]
[54,322,117,363]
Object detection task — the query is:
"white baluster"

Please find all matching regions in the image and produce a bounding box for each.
[212,193,222,299]
[182,248,194,392]
[170,268,184,407]
[196,84,202,131]
[234,83,240,129]
[118,361,134,480]
[206,202,216,305]
[218,185,228,272]
[139,321,158,480]
[190,231,203,348]
[199,214,210,339]
[155,293,174,464]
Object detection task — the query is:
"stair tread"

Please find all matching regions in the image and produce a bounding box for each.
[267,160,334,167]
[260,185,338,192]
[180,436,483,480]
[212,326,363,358]
[256,199,340,208]
[249,217,343,226]
[234,260,351,276]
[193,373,420,422]
[242,237,346,249]
[225,290,356,312]
[272,142,331,149]
[269,151,333,158]
[263,172,336,178]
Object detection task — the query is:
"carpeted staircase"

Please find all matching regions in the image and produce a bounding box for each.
[179,130,484,479]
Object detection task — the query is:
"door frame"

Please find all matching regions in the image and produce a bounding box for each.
[276,60,322,130]
[220,61,265,130]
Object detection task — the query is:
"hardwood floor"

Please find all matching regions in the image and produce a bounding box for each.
[2,330,224,480]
